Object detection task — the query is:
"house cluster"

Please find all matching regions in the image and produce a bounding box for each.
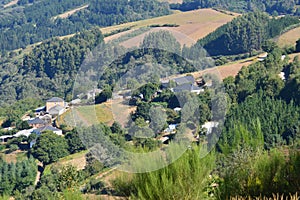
[161,75,204,95]
[158,75,218,144]
[1,97,67,144]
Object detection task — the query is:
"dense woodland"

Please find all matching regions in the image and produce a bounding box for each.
[0,0,170,52]
[195,12,300,55]
[171,0,300,15]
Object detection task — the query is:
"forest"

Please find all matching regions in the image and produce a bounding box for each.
[171,0,300,16]
[0,0,170,52]
[195,12,300,55]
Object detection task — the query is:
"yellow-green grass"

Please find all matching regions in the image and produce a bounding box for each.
[278,26,300,47]
[43,150,88,175]
[58,103,113,127]
[0,151,28,163]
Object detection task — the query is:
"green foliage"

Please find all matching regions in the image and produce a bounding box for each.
[173,0,299,16]
[217,148,300,198]
[83,152,104,177]
[95,85,112,104]
[8,144,19,153]
[58,165,82,191]
[0,28,103,105]
[65,130,86,154]
[196,13,299,55]
[113,145,215,199]
[218,119,264,155]
[0,0,170,52]
[33,165,85,199]
[0,98,43,127]
[132,83,159,102]
[223,94,299,148]
[31,132,69,164]
[0,156,37,196]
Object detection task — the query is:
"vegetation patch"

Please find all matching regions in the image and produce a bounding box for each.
[278,26,300,47]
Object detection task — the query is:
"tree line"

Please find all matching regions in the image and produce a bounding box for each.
[0,0,170,53]
[195,12,300,56]
[171,0,300,16]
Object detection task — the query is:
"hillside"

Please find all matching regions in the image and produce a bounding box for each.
[172,0,300,16]
[195,12,300,56]
[110,9,238,47]
[278,26,300,47]
[0,0,171,52]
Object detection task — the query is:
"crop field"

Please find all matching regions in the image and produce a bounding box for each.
[102,8,239,47]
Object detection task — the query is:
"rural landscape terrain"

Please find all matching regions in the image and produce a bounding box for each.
[0,0,300,199]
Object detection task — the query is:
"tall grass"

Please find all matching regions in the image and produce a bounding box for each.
[217,148,300,199]
[113,145,216,200]
[230,193,299,200]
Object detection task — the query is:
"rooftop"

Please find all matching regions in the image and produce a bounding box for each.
[173,76,195,85]
[48,105,64,112]
[173,83,202,93]
[35,126,61,133]
[27,117,47,125]
[46,97,64,102]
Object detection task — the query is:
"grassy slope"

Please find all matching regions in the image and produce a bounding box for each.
[104,8,239,47]
[58,103,113,127]
[43,150,88,175]
[278,26,300,47]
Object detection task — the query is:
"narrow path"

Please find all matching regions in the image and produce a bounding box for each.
[34,161,44,186]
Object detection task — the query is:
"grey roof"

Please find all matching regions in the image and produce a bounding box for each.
[173,83,201,93]
[46,97,64,102]
[49,105,65,113]
[173,76,195,85]
[27,118,47,125]
[35,126,61,133]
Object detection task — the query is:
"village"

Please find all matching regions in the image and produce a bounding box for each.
[0,74,219,148]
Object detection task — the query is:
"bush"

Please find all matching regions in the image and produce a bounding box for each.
[8,144,18,153]
[0,145,5,152]
[217,148,300,198]
[113,145,216,199]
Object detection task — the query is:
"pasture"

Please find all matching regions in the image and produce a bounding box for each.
[278,26,300,47]
[102,8,239,47]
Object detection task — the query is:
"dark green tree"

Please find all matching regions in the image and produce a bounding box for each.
[31,132,69,164]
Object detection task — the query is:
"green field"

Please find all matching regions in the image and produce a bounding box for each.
[43,150,88,175]
[58,103,113,127]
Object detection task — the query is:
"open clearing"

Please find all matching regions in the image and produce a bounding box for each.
[44,150,88,175]
[102,9,239,46]
[59,103,114,127]
[191,57,255,80]
[59,99,135,128]
[0,151,27,163]
[52,4,89,20]
[3,0,18,8]
[278,26,300,47]
[192,52,300,80]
